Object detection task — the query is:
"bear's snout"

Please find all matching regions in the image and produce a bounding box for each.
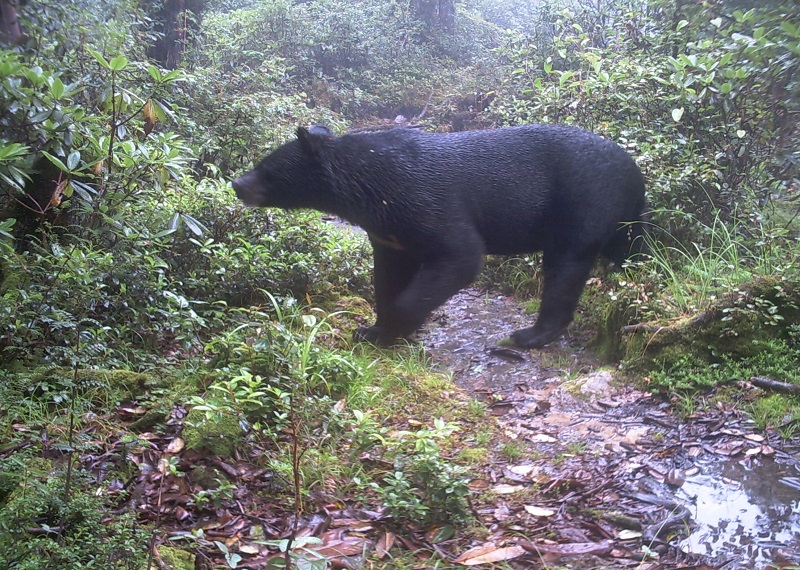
[231,174,261,206]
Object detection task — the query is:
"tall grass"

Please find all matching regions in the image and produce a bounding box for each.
[645,210,797,318]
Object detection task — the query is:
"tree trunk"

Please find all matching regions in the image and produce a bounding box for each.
[145,0,206,69]
[410,0,455,32]
[0,0,22,44]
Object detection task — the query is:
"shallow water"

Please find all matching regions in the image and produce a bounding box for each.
[679,456,800,568]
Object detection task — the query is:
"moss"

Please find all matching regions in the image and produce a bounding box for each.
[621,275,800,374]
[157,546,195,570]
[324,296,375,342]
[128,409,168,433]
[29,368,161,402]
[183,408,244,458]
[188,464,228,488]
[457,447,489,465]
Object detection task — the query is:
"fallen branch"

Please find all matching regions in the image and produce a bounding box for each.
[750,376,800,396]
[621,310,716,335]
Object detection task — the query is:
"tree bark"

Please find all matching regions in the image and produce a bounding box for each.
[0,0,22,44]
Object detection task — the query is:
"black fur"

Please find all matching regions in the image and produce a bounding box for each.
[233,124,647,348]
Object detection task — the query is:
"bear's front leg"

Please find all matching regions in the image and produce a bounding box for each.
[356,243,484,346]
[354,244,422,346]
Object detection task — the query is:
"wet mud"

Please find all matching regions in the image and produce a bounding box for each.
[421,289,800,569]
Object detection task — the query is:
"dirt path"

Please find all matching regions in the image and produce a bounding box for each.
[421,289,800,569]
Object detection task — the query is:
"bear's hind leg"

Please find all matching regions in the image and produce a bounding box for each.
[511,253,595,348]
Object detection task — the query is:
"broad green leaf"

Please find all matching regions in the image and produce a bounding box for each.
[72,181,96,201]
[162,69,186,83]
[88,47,110,69]
[0,142,28,161]
[676,20,689,31]
[780,21,798,36]
[152,229,176,239]
[181,214,208,236]
[41,151,69,172]
[30,109,53,123]
[66,150,80,170]
[109,55,129,71]
[50,77,65,99]
[146,65,162,82]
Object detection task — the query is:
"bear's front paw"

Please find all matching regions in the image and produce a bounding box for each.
[354,325,396,346]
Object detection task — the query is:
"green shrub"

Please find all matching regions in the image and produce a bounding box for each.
[0,465,148,570]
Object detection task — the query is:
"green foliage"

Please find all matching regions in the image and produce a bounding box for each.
[492,1,799,239]
[648,337,800,394]
[370,418,471,525]
[0,462,148,570]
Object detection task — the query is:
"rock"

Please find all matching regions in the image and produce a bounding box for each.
[578,371,616,398]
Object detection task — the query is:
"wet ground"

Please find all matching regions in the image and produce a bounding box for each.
[421,289,800,569]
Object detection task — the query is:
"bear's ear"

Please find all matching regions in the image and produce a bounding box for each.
[296,125,333,156]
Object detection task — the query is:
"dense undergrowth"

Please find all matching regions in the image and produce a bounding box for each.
[1,0,799,567]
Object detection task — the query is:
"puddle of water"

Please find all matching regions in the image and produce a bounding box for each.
[422,288,800,568]
[679,456,800,568]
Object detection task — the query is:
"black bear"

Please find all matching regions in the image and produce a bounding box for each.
[232,124,647,348]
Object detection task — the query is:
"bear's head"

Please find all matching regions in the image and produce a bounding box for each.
[232,125,334,210]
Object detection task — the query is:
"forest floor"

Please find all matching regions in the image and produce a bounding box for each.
[419,288,800,570]
[38,288,798,570]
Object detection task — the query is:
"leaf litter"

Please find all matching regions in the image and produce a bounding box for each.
[17,288,797,569]
[422,288,800,569]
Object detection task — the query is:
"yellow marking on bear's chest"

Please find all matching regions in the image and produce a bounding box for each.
[368,233,405,251]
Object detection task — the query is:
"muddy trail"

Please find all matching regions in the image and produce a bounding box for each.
[421,289,800,570]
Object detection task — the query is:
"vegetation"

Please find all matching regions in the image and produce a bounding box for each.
[1,0,798,567]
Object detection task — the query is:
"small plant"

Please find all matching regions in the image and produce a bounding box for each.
[500,440,526,461]
[191,478,238,510]
[0,466,148,570]
[372,418,472,525]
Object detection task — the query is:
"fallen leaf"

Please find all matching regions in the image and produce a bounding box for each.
[454,543,498,563]
[426,525,455,543]
[665,468,686,487]
[468,478,490,490]
[744,433,765,442]
[165,437,185,454]
[529,433,558,443]
[714,441,744,456]
[519,539,614,557]
[524,506,555,517]
[375,531,395,558]
[619,530,642,540]
[456,545,527,566]
[493,484,525,494]
[239,543,260,555]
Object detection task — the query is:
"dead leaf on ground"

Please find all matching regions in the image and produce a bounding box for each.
[524,505,555,517]
[375,531,395,558]
[493,484,525,494]
[519,539,614,557]
[454,543,527,566]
